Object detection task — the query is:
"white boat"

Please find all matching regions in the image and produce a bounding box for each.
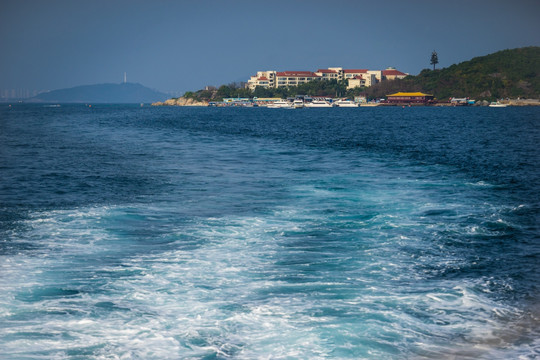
[489,101,508,108]
[267,100,293,109]
[334,99,359,108]
[293,99,304,108]
[360,103,381,107]
[305,99,333,108]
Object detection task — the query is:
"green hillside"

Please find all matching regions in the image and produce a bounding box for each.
[164,47,539,103]
[31,83,168,103]
[367,47,540,100]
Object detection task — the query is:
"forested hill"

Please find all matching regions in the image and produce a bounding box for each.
[368,47,540,100]
[30,83,168,103]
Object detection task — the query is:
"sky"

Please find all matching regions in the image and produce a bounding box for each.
[1,0,539,95]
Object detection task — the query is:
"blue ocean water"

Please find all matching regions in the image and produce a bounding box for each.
[0,104,539,359]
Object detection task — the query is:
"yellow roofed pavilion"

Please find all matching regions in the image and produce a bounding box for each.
[385,92,435,104]
[387,92,433,97]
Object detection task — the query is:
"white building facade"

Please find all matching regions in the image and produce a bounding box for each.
[246,66,407,90]
[275,71,320,88]
[247,71,277,90]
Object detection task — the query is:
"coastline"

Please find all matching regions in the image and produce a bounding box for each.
[152,97,209,107]
[151,97,540,107]
[500,98,540,106]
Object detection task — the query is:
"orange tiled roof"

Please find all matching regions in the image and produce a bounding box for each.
[383,69,407,76]
[276,71,319,77]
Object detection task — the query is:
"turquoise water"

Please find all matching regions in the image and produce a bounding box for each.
[1,105,539,359]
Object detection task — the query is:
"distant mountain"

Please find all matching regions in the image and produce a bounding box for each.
[367,46,540,100]
[30,82,168,103]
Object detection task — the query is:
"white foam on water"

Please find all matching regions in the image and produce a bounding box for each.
[1,159,537,358]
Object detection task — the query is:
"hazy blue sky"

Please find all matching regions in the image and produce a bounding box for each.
[1,0,539,94]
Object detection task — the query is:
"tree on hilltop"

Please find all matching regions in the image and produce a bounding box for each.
[431,51,439,70]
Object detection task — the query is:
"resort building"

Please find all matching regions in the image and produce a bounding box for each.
[385,92,434,104]
[246,66,407,90]
[315,68,341,81]
[275,71,320,88]
[347,76,366,89]
[382,67,408,80]
[246,71,277,90]
[343,69,367,79]
[347,74,378,89]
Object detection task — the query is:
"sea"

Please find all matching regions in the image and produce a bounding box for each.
[0,104,539,359]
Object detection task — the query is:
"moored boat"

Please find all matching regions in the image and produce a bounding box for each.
[334,99,359,107]
[360,103,380,107]
[489,101,508,108]
[305,99,333,108]
[268,100,293,109]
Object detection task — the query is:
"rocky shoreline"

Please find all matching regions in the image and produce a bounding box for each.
[152,97,209,107]
[498,98,540,106]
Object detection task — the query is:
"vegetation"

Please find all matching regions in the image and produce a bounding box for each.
[430,51,439,71]
[32,83,168,103]
[180,47,539,102]
[182,79,366,102]
[366,47,539,101]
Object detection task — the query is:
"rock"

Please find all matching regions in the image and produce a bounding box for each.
[152,97,209,106]
[479,90,492,98]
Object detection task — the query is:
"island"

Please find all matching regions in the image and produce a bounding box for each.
[153,47,539,107]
